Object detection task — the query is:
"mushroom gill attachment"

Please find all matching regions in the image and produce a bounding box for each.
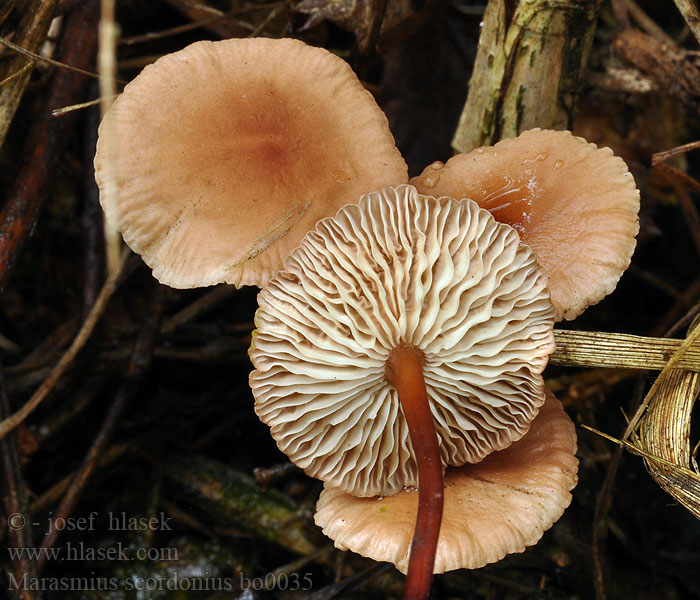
[314,392,578,573]
[249,184,556,498]
[411,129,640,320]
[95,37,407,289]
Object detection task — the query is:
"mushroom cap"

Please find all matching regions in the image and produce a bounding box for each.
[314,392,578,573]
[410,129,640,320]
[249,185,555,497]
[95,37,407,289]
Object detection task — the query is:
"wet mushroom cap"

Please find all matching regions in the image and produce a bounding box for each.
[249,185,555,497]
[314,392,578,573]
[95,37,407,288]
[410,128,640,320]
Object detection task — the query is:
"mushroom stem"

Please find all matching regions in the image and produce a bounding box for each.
[386,345,444,600]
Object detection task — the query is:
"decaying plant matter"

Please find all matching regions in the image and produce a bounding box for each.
[2,1,700,600]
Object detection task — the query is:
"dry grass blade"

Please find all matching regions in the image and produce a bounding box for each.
[52,96,115,117]
[551,329,700,370]
[624,322,700,436]
[614,319,700,518]
[636,368,700,518]
[99,0,122,277]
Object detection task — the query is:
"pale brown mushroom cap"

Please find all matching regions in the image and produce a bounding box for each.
[250,185,555,497]
[314,392,578,573]
[410,129,640,320]
[95,37,407,288]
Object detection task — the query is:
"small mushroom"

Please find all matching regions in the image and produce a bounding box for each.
[410,129,640,320]
[315,392,577,574]
[95,37,407,289]
[249,184,556,596]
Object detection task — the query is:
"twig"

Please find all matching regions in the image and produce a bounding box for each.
[619,0,675,44]
[653,277,700,337]
[0,360,37,599]
[38,284,165,570]
[30,444,129,514]
[247,4,284,37]
[119,4,283,46]
[98,0,121,277]
[0,61,32,88]
[0,33,126,84]
[590,376,645,600]
[0,0,101,292]
[650,163,700,261]
[0,0,57,149]
[82,81,103,316]
[672,173,700,261]
[160,285,235,334]
[360,0,389,55]
[672,0,700,46]
[654,162,700,195]
[652,139,700,165]
[52,95,114,117]
[0,248,128,442]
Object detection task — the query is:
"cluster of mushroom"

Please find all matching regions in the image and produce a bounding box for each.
[94,37,640,594]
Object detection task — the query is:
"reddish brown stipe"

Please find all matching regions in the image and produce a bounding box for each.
[386,344,444,600]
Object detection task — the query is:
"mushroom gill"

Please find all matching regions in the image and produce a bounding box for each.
[249,184,557,596]
[249,184,556,498]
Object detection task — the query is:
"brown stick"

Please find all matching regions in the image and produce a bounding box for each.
[0,360,37,600]
[37,284,165,571]
[452,0,603,152]
[386,345,443,600]
[0,0,57,149]
[673,0,700,45]
[0,0,100,293]
[0,249,127,441]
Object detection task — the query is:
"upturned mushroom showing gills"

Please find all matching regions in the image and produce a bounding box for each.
[94,37,407,289]
[249,184,560,598]
[410,129,640,321]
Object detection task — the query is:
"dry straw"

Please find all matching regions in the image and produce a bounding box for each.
[582,320,700,518]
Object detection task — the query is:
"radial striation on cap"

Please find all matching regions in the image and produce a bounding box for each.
[314,393,578,573]
[95,37,407,288]
[410,129,640,320]
[249,185,555,497]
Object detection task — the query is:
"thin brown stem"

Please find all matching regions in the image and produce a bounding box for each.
[386,345,443,600]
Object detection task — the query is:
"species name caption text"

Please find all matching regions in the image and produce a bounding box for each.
[6,572,314,593]
[7,573,313,592]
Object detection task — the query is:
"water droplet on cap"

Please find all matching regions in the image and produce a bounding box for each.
[333,169,350,184]
[554,160,563,169]
[421,173,440,188]
[429,161,444,170]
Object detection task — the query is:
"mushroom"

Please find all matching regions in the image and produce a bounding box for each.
[249,184,557,596]
[315,392,577,574]
[94,37,407,289]
[410,129,640,320]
